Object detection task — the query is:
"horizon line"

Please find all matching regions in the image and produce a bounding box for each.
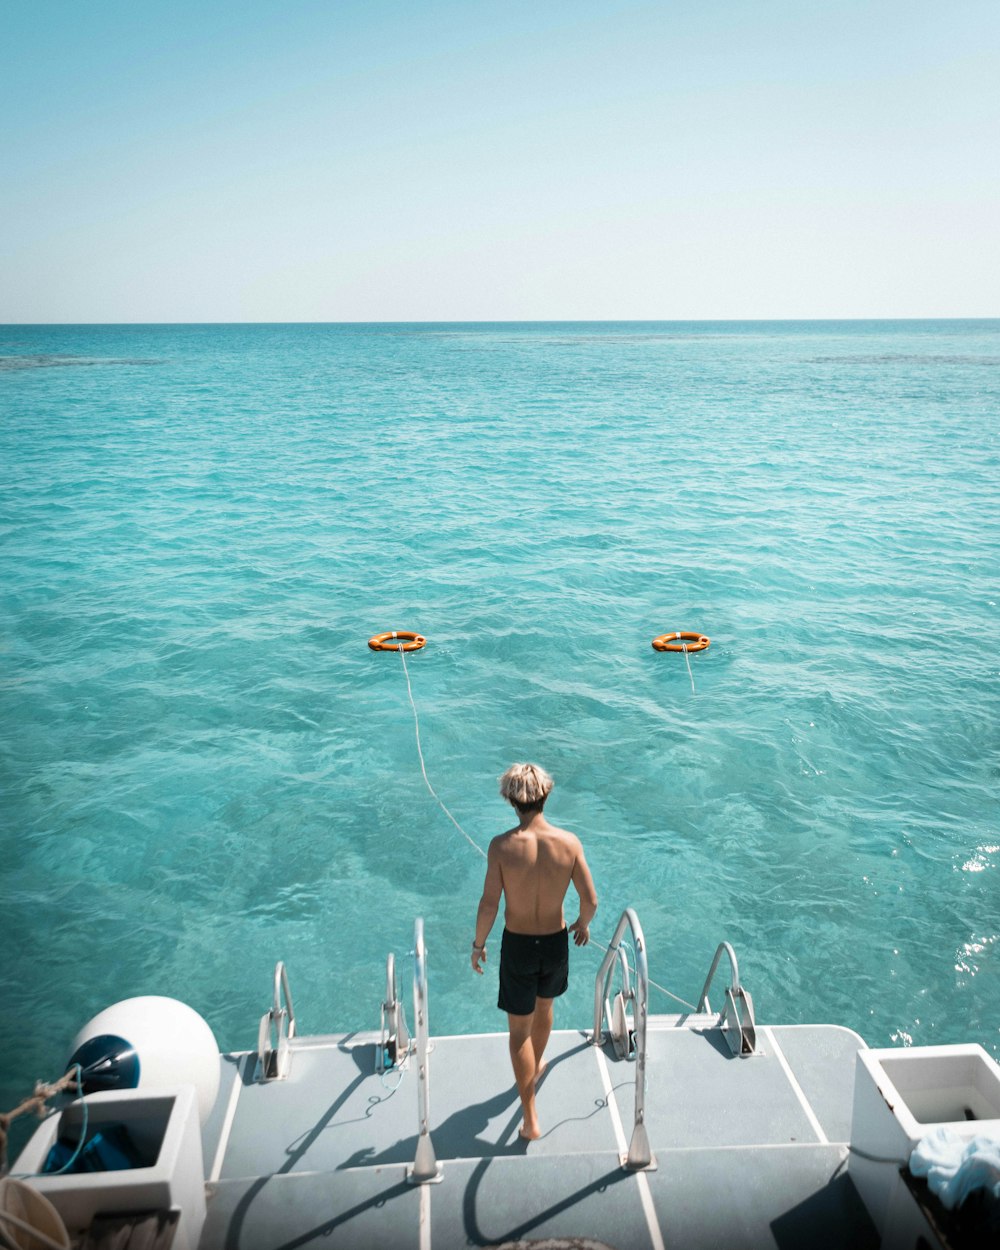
[3,316,999,329]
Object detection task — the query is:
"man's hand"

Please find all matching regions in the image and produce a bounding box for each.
[471,945,487,974]
[568,919,590,946]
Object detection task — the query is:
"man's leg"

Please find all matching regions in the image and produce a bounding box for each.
[531,996,554,1083]
[507,1011,541,1139]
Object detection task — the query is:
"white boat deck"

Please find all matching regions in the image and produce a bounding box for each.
[198,1019,879,1249]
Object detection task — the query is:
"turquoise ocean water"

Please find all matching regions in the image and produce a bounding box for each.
[1,321,997,1122]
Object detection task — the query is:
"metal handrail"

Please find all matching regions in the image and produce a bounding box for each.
[591,908,653,1170]
[256,960,296,1082]
[697,941,740,1013]
[407,917,442,1183]
[698,941,757,1056]
[379,952,411,1072]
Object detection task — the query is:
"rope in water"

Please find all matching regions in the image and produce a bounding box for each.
[682,643,696,695]
[588,936,698,1012]
[397,646,697,1010]
[651,631,708,696]
[398,646,487,861]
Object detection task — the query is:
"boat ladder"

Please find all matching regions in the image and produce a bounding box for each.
[255,960,296,1082]
[378,951,411,1072]
[698,941,757,1056]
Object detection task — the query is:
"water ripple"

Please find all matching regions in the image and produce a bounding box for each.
[1,321,998,1106]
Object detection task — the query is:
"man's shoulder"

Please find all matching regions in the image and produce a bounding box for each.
[488,828,520,854]
[540,823,583,853]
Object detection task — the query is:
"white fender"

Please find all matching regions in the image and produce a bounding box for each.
[68,996,220,1125]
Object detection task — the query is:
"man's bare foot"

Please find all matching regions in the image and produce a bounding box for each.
[519,1119,541,1141]
[534,1061,548,1088]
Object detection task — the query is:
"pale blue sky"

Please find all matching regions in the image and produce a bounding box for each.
[2,0,998,322]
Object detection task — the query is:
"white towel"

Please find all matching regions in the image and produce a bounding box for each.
[909,1126,1000,1210]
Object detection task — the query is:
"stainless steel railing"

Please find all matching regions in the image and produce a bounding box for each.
[698,941,757,1056]
[379,952,411,1073]
[592,908,653,1170]
[407,917,442,1183]
[256,960,297,1082]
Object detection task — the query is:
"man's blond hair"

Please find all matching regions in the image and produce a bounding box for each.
[499,762,554,810]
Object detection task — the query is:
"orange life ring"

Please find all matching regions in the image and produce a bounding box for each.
[368,630,427,652]
[652,631,710,653]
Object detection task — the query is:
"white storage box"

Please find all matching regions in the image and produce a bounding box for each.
[849,1043,1000,1247]
[14,1085,206,1250]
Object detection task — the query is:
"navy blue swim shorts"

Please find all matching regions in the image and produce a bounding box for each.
[498,928,569,1016]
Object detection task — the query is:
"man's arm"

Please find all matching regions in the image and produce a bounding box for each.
[567,844,598,946]
[471,840,503,974]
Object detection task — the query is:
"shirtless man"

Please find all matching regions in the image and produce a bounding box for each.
[471,762,598,1141]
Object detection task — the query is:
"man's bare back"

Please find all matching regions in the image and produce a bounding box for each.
[491,816,592,939]
[473,807,598,957]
